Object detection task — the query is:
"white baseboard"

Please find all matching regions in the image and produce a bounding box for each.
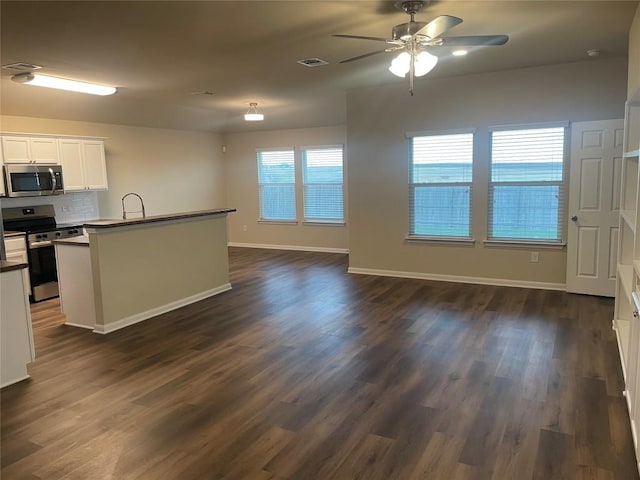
[347,267,566,291]
[64,322,94,330]
[228,242,348,254]
[93,283,232,335]
[1,374,30,389]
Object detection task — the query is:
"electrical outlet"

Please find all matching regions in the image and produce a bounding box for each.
[62,205,70,212]
[530,251,539,263]
[243,225,247,232]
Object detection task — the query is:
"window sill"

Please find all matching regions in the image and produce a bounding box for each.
[483,239,566,250]
[258,220,298,225]
[302,221,346,227]
[406,236,475,246]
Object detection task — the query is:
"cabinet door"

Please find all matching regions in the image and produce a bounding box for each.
[82,141,108,190]
[1,136,31,163]
[5,251,31,296]
[29,137,59,164]
[58,139,86,191]
[0,138,5,197]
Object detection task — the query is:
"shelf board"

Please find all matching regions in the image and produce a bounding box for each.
[619,263,634,301]
[621,210,637,232]
[624,149,640,159]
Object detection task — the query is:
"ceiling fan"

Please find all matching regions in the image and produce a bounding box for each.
[333,0,509,95]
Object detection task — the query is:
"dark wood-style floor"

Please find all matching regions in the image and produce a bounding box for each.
[1,247,638,479]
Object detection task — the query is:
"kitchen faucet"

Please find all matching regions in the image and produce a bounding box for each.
[121,192,146,219]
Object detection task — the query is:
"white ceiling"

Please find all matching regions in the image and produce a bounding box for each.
[0,1,637,133]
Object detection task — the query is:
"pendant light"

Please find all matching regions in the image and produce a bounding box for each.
[244,102,264,121]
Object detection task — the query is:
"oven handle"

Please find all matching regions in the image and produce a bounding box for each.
[29,240,53,249]
[49,167,57,194]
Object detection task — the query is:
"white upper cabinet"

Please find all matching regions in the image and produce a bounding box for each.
[82,141,108,190]
[58,139,85,191]
[2,136,30,163]
[59,138,108,192]
[1,135,60,164]
[29,137,59,163]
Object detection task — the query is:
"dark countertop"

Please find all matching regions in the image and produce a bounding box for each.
[53,235,89,246]
[3,231,25,238]
[56,222,85,229]
[83,208,236,230]
[0,260,28,273]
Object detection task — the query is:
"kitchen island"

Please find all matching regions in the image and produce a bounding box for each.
[55,208,235,334]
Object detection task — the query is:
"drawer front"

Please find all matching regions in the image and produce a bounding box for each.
[5,236,27,253]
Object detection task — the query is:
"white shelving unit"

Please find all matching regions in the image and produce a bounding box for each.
[614,93,640,470]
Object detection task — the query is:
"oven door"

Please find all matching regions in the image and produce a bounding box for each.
[28,242,59,302]
[4,165,64,197]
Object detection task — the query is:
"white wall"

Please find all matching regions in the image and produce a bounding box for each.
[0,115,226,220]
[346,58,628,287]
[223,125,348,251]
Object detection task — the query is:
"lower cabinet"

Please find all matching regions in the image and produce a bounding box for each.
[0,266,35,388]
[4,235,30,296]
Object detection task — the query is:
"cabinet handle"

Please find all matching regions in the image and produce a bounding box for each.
[571,215,578,222]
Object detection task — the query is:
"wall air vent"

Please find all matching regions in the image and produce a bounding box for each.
[297,58,329,67]
[2,62,43,72]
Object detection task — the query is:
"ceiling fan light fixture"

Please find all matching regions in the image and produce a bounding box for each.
[244,102,264,121]
[414,51,438,77]
[11,72,116,96]
[389,52,411,78]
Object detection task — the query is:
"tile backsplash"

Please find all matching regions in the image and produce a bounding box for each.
[1,191,100,223]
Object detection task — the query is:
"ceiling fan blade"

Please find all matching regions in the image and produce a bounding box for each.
[435,35,509,46]
[340,50,387,64]
[415,15,463,40]
[332,34,393,43]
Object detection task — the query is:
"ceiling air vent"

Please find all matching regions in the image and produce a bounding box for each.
[297,58,329,67]
[2,62,43,72]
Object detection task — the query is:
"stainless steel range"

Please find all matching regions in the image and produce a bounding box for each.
[2,205,83,302]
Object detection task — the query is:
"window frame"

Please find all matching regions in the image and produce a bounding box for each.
[301,144,345,224]
[487,122,569,245]
[256,147,297,223]
[406,128,476,242]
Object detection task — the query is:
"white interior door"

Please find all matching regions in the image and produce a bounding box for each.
[566,119,624,296]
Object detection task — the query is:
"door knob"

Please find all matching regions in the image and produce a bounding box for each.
[571,215,578,222]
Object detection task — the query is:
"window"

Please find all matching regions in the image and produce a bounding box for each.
[409,132,474,238]
[302,146,344,222]
[257,149,296,221]
[488,126,566,242]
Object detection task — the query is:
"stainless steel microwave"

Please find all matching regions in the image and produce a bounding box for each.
[4,164,64,197]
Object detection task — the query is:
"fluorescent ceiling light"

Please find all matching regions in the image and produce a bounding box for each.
[11,72,116,96]
[244,102,264,121]
[452,50,468,56]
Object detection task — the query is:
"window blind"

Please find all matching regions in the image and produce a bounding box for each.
[488,126,566,241]
[302,147,344,222]
[409,133,473,238]
[257,149,296,221]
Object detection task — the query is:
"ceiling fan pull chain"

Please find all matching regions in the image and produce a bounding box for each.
[410,53,415,96]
